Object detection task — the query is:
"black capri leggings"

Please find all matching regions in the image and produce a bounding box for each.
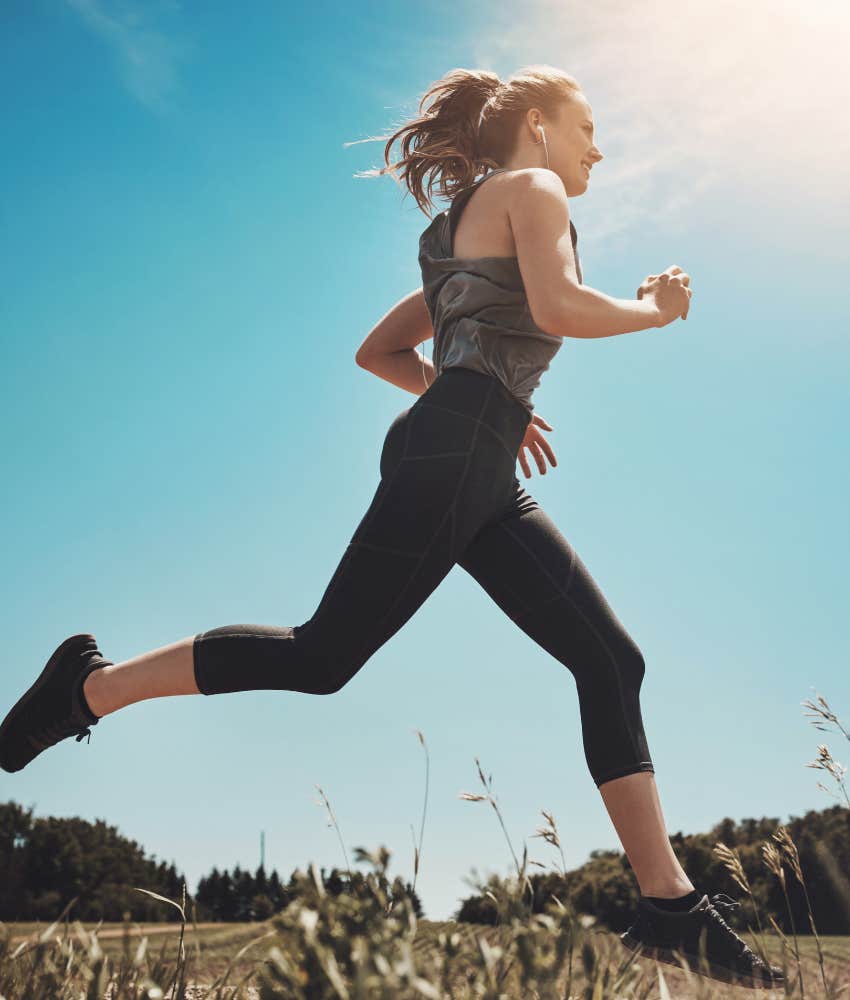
[193,367,655,788]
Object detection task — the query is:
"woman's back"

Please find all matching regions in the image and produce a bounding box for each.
[418,168,582,414]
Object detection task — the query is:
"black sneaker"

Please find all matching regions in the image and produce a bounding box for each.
[0,633,113,773]
[620,892,785,990]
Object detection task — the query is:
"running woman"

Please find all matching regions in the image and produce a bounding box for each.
[1,64,782,990]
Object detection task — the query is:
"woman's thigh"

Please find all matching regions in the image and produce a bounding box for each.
[456,480,655,786]
[194,385,523,696]
[295,391,518,658]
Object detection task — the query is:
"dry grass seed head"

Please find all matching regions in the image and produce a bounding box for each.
[712,842,751,895]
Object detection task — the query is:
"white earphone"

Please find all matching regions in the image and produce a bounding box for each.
[536,126,550,169]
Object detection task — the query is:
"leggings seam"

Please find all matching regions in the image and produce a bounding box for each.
[595,761,655,787]
[416,401,518,463]
[464,527,537,622]
[197,632,294,642]
[519,551,579,617]
[497,518,577,599]
[346,381,495,669]
[499,519,640,765]
[488,575,536,623]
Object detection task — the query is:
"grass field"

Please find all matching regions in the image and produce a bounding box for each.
[4,917,849,997]
[3,695,847,996]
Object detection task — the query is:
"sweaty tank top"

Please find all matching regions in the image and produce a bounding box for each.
[418,167,582,413]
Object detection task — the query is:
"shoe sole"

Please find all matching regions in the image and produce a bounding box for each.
[0,633,97,773]
[620,930,782,990]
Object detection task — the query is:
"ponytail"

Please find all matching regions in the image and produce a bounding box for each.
[350,64,583,217]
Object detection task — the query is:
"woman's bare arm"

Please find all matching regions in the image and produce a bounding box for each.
[355,287,437,395]
[509,168,659,339]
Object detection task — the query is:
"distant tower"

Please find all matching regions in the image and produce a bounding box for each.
[260,830,265,869]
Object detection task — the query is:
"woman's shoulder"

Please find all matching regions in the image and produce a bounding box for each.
[476,167,573,210]
[491,166,563,192]
[496,168,578,246]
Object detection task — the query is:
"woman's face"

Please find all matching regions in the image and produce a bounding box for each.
[543,94,604,197]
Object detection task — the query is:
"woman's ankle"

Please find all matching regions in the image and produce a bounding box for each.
[639,881,696,899]
[82,667,111,718]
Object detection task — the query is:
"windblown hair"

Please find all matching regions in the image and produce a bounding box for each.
[350,64,583,218]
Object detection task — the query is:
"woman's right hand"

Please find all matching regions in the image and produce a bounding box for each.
[637,265,692,326]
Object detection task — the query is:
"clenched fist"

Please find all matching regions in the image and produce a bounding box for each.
[637,265,692,326]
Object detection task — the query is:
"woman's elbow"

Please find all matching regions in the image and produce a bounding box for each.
[533,305,576,339]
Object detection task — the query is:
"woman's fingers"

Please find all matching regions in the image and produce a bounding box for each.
[527,443,547,476]
[520,439,557,477]
[518,415,557,477]
[526,439,558,476]
[665,265,691,287]
[646,268,691,285]
[537,435,557,467]
[638,267,693,319]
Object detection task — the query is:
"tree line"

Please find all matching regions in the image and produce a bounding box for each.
[2,799,846,930]
[457,804,850,934]
[0,800,422,922]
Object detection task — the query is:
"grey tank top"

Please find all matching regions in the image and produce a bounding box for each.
[418,167,582,413]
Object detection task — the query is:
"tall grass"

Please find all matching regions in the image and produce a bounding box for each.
[0,693,847,998]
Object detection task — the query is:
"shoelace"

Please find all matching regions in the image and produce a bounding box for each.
[709,892,741,917]
[32,718,93,748]
[639,891,775,976]
[713,894,781,975]
[705,893,760,963]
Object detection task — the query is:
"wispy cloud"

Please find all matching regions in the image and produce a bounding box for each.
[65,0,189,112]
[467,0,850,244]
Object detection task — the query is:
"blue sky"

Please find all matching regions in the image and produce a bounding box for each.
[1,0,848,923]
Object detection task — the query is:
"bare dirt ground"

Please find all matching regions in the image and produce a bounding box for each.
[136,989,260,1000]
[10,921,225,944]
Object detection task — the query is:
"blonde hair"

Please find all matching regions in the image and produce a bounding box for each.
[351,64,583,218]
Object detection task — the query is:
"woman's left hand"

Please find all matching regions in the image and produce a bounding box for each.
[517,413,557,478]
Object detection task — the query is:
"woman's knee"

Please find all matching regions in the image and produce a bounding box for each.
[578,633,646,692]
[310,664,355,695]
[582,636,646,702]
[291,632,366,695]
